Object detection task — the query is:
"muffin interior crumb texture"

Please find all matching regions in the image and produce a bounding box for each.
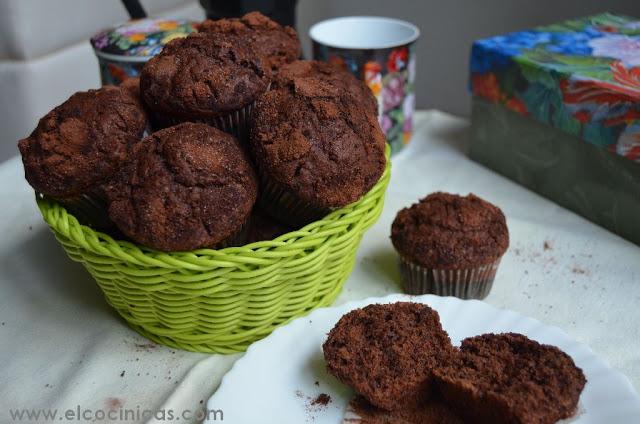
[323,302,454,411]
[391,192,509,269]
[434,332,586,424]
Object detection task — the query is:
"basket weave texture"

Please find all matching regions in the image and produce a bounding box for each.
[37,148,391,353]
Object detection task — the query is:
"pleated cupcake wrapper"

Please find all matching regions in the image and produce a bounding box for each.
[258,175,331,228]
[399,257,502,299]
[209,103,253,140]
[152,102,254,141]
[215,219,250,249]
[51,193,112,230]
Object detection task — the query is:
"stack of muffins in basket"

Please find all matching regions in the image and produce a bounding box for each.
[18,12,387,252]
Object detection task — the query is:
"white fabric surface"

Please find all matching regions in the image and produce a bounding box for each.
[0,110,638,423]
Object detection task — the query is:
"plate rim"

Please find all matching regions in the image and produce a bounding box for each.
[207,294,640,422]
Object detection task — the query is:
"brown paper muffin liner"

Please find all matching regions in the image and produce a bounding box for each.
[151,102,255,141]
[257,175,331,228]
[47,192,112,230]
[399,256,502,299]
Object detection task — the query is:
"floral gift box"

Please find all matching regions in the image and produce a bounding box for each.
[469,13,640,246]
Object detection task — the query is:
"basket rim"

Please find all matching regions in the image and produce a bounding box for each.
[38,146,391,261]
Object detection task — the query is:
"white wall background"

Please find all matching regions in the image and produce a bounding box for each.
[0,0,205,163]
[297,0,640,117]
[1,0,639,163]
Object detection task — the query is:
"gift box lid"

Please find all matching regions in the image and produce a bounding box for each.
[470,13,640,163]
[91,18,197,62]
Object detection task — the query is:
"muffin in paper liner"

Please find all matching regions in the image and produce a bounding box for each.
[151,101,255,141]
[41,190,112,231]
[399,256,501,299]
[257,172,331,228]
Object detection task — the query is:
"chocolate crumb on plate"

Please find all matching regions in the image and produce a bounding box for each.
[311,393,331,407]
[343,395,462,424]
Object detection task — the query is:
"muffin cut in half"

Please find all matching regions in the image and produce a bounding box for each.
[18,85,148,228]
[106,122,258,251]
[323,302,455,411]
[434,333,586,424]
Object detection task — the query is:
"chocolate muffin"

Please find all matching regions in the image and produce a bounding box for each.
[120,76,141,99]
[250,60,386,226]
[18,85,148,228]
[199,11,300,72]
[391,192,509,299]
[106,122,258,251]
[140,32,270,136]
[323,302,455,411]
[433,333,586,424]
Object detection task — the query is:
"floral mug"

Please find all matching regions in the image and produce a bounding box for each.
[91,18,197,86]
[310,16,420,155]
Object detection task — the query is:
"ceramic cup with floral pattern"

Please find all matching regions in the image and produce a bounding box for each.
[310,16,419,155]
[91,18,197,86]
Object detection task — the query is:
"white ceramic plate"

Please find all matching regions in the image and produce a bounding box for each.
[206,294,640,424]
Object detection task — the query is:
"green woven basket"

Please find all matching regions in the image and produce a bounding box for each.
[37,148,391,353]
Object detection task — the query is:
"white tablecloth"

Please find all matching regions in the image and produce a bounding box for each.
[1,110,638,423]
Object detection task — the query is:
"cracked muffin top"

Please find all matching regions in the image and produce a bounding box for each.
[199,11,300,71]
[106,123,257,252]
[18,85,148,199]
[249,60,386,209]
[391,192,509,269]
[140,32,270,120]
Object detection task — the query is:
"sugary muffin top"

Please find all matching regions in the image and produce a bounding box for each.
[391,192,509,269]
[199,11,300,71]
[250,60,386,209]
[140,33,270,119]
[18,85,148,198]
[106,122,257,251]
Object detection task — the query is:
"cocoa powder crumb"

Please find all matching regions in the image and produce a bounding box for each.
[572,267,587,275]
[106,398,122,411]
[311,394,331,406]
